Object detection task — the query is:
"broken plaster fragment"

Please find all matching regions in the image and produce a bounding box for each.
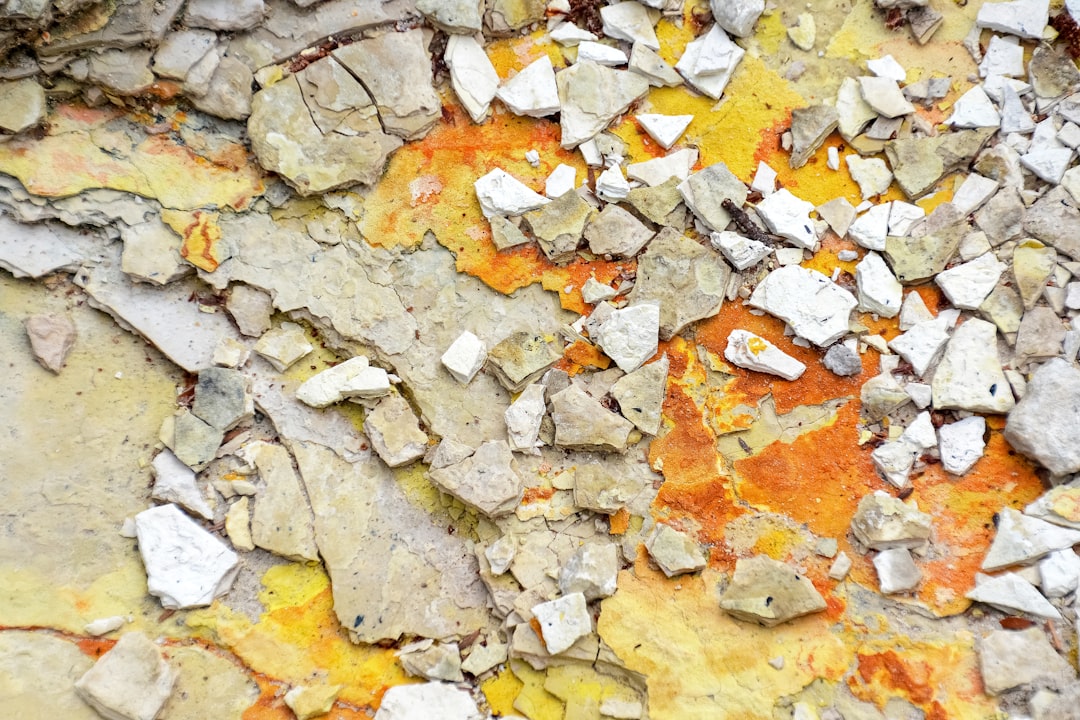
[931,317,1014,414]
[978,627,1075,696]
[446,35,499,124]
[935,253,1006,310]
[226,285,272,338]
[874,547,921,594]
[610,354,668,436]
[822,343,862,377]
[850,490,932,550]
[74,632,177,720]
[533,593,592,655]
[947,85,1001,128]
[135,503,239,609]
[748,265,857,347]
[246,441,320,562]
[725,330,806,381]
[398,642,464,683]
[24,313,76,373]
[645,523,707,577]
[855,251,902,318]
[284,684,343,720]
[296,355,391,408]
[711,231,770,270]
[193,366,252,431]
[364,394,428,468]
[967,572,1063,619]
[938,416,986,475]
[556,60,649,149]
[787,13,816,51]
[559,542,618,600]
[636,113,692,150]
[594,303,660,373]
[975,0,1049,39]
[550,384,634,452]
[441,331,487,385]
[846,155,893,200]
[982,507,1080,571]
[719,555,827,627]
[496,55,560,118]
[1005,359,1080,476]
[858,76,915,118]
[755,188,816,249]
[789,105,838,168]
[427,440,524,517]
[374,682,483,720]
[675,24,745,100]
[628,42,683,87]
[151,449,213,520]
[474,168,550,219]
[487,331,562,393]
[505,383,546,454]
[678,161,748,232]
[253,322,313,372]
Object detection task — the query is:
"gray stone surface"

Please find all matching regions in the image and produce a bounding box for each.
[1005,359,1080,475]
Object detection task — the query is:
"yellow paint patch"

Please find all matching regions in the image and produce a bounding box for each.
[164,210,223,272]
[482,667,525,717]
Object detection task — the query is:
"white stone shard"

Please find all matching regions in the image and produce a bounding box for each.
[1041,549,1080,598]
[983,507,1080,571]
[581,277,617,304]
[576,41,629,67]
[557,61,650,148]
[898,290,934,330]
[902,411,938,450]
[850,490,932,550]
[485,535,516,575]
[867,55,906,82]
[645,524,707,577]
[979,35,1025,77]
[946,85,1001,128]
[549,22,597,46]
[711,0,765,37]
[296,356,392,407]
[675,24,745,99]
[888,316,950,377]
[787,13,816,51]
[445,35,500,123]
[836,76,877,141]
[74,632,177,720]
[710,231,770,270]
[505,383,546,453]
[967,572,1063,619]
[374,682,483,720]
[871,439,919,488]
[546,164,578,197]
[951,173,999,215]
[559,542,618,600]
[496,56,560,118]
[600,2,660,49]
[636,113,693,149]
[846,155,893,200]
[979,627,1076,696]
[748,265,858,346]
[724,329,806,381]
[874,548,921,594]
[1005,359,1080,475]
[151,450,213,520]
[848,203,891,251]
[935,253,1006,309]
[627,148,698,186]
[84,616,127,636]
[1021,148,1074,184]
[596,164,631,202]
[441,331,488,385]
[858,76,915,118]
[628,42,683,87]
[532,593,592,654]
[595,303,660,373]
[253,322,313,372]
[976,0,1050,39]
[751,160,778,196]
[855,251,902,318]
[828,551,852,580]
[906,382,933,409]
[134,504,239,609]
[474,168,551,219]
[755,188,817,249]
[887,201,925,236]
[931,318,1013,413]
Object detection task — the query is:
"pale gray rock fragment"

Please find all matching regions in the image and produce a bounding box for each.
[477,168,551,220]
[190,56,254,121]
[559,542,618,599]
[870,438,919,489]
[938,416,986,475]
[253,322,313,372]
[711,0,765,37]
[374,682,483,720]
[934,253,1006,309]
[0,631,97,720]
[364,394,428,468]
[627,42,683,87]
[245,441,320,562]
[37,0,184,57]
[556,60,649,148]
[748,265,857,346]
[533,593,592,654]
[428,440,524,517]
[594,303,659,373]
[1030,687,1080,720]
[976,0,1047,38]
[24,313,76,373]
[677,161,747,231]
[983,506,1080,571]
[931,317,1013,413]
[151,449,213,520]
[193,367,251,431]
[711,231,770,270]
[297,356,390,408]
[487,331,561,392]
[550,384,634,452]
[86,48,155,95]
[0,78,44,133]
[850,490,932,550]
[630,227,731,340]
[171,410,224,471]
[883,227,963,284]
[398,642,464,682]
[486,0,546,34]
[584,204,654,258]
[859,76,915,118]
[885,129,993,198]
[0,215,101,279]
[836,76,877,142]
[445,35,499,123]
[968,572,1063,619]
[417,0,483,33]
[789,105,838,168]
[1025,186,1080,260]
[980,284,1024,335]
[496,56,560,117]
[822,344,862,376]
[873,548,921,594]
[645,523,706,577]
[855,251,902,318]
[117,218,187,285]
[888,316,950,377]
[978,628,1075,695]
[846,156,893,199]
[600,2,659,49]
[861,372,911,421]
[1030,45,1080,99]
[293,442,490,643]
[719,555,827,627]
[908,5,944,43]
[75,633,177,720]
[1015,306,1065,363]
[1040,549,1080,597]
[1005,358,1080,475]
[523,189,592,262]
[135,504,239,609]
[610,354,668,435]
[152,30,217,80]
[505,383,546,453]
[676,24,745,99]
[226,285,273,338]
[489,215,530,251]
[185,0,264,31]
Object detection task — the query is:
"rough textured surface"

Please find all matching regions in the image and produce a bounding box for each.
[719,555,827,627]
[74,632,176,720]
[1005,359,1080,476]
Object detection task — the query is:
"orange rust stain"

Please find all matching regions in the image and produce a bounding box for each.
[752,118,790,169]
[695,302,869,414]
[854,651,935,705]
[732,403,880,541]
[177,211,222,272]
[76,636,116,659]
[522,486,556,504]
[242,675,293,720]
[55,103,123,124]
[609,507,630,535]
[561,340,611,373]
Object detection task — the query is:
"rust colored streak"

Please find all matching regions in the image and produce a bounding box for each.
[733,403,879,540]
[752,118,792,168]
[608,507,630,534]
[522,486,556,504]
[695,304,868,414]
[178,211,221,272]
[242,675,294,720]
[854,651,934,706]
[76,636,117,659]
[561,340,611,374]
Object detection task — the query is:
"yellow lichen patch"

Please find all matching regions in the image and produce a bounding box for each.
[509,659,565,720]
[599,559,850,720]
[482,666,525,717]
[188,563,406,712]
[162,209,223,272]
[0,104,263,210]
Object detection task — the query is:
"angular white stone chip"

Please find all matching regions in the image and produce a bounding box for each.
[545,164,577,198]
[532,593,592,654]
[595,303,660,373]
[855,251,902,318]
[75,632,177,720]
[749,265,857,347]
[724,329,806,381]
[496,56,560,118]
[934,253,1007,310]
[445,35,499,123]
[441,331,487,385]
[474,168,550,219]
[296,355,392,407]
[983,507,1080,571]
[946,85,1001,128]
[135,504,239,609]
[976,0,1050,39]
[374,682,483,720]
[755,188,817,249]
[675,24,745,100]
[636,113,693,150]
[967,572,1063,620]
[600,1,660,50]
